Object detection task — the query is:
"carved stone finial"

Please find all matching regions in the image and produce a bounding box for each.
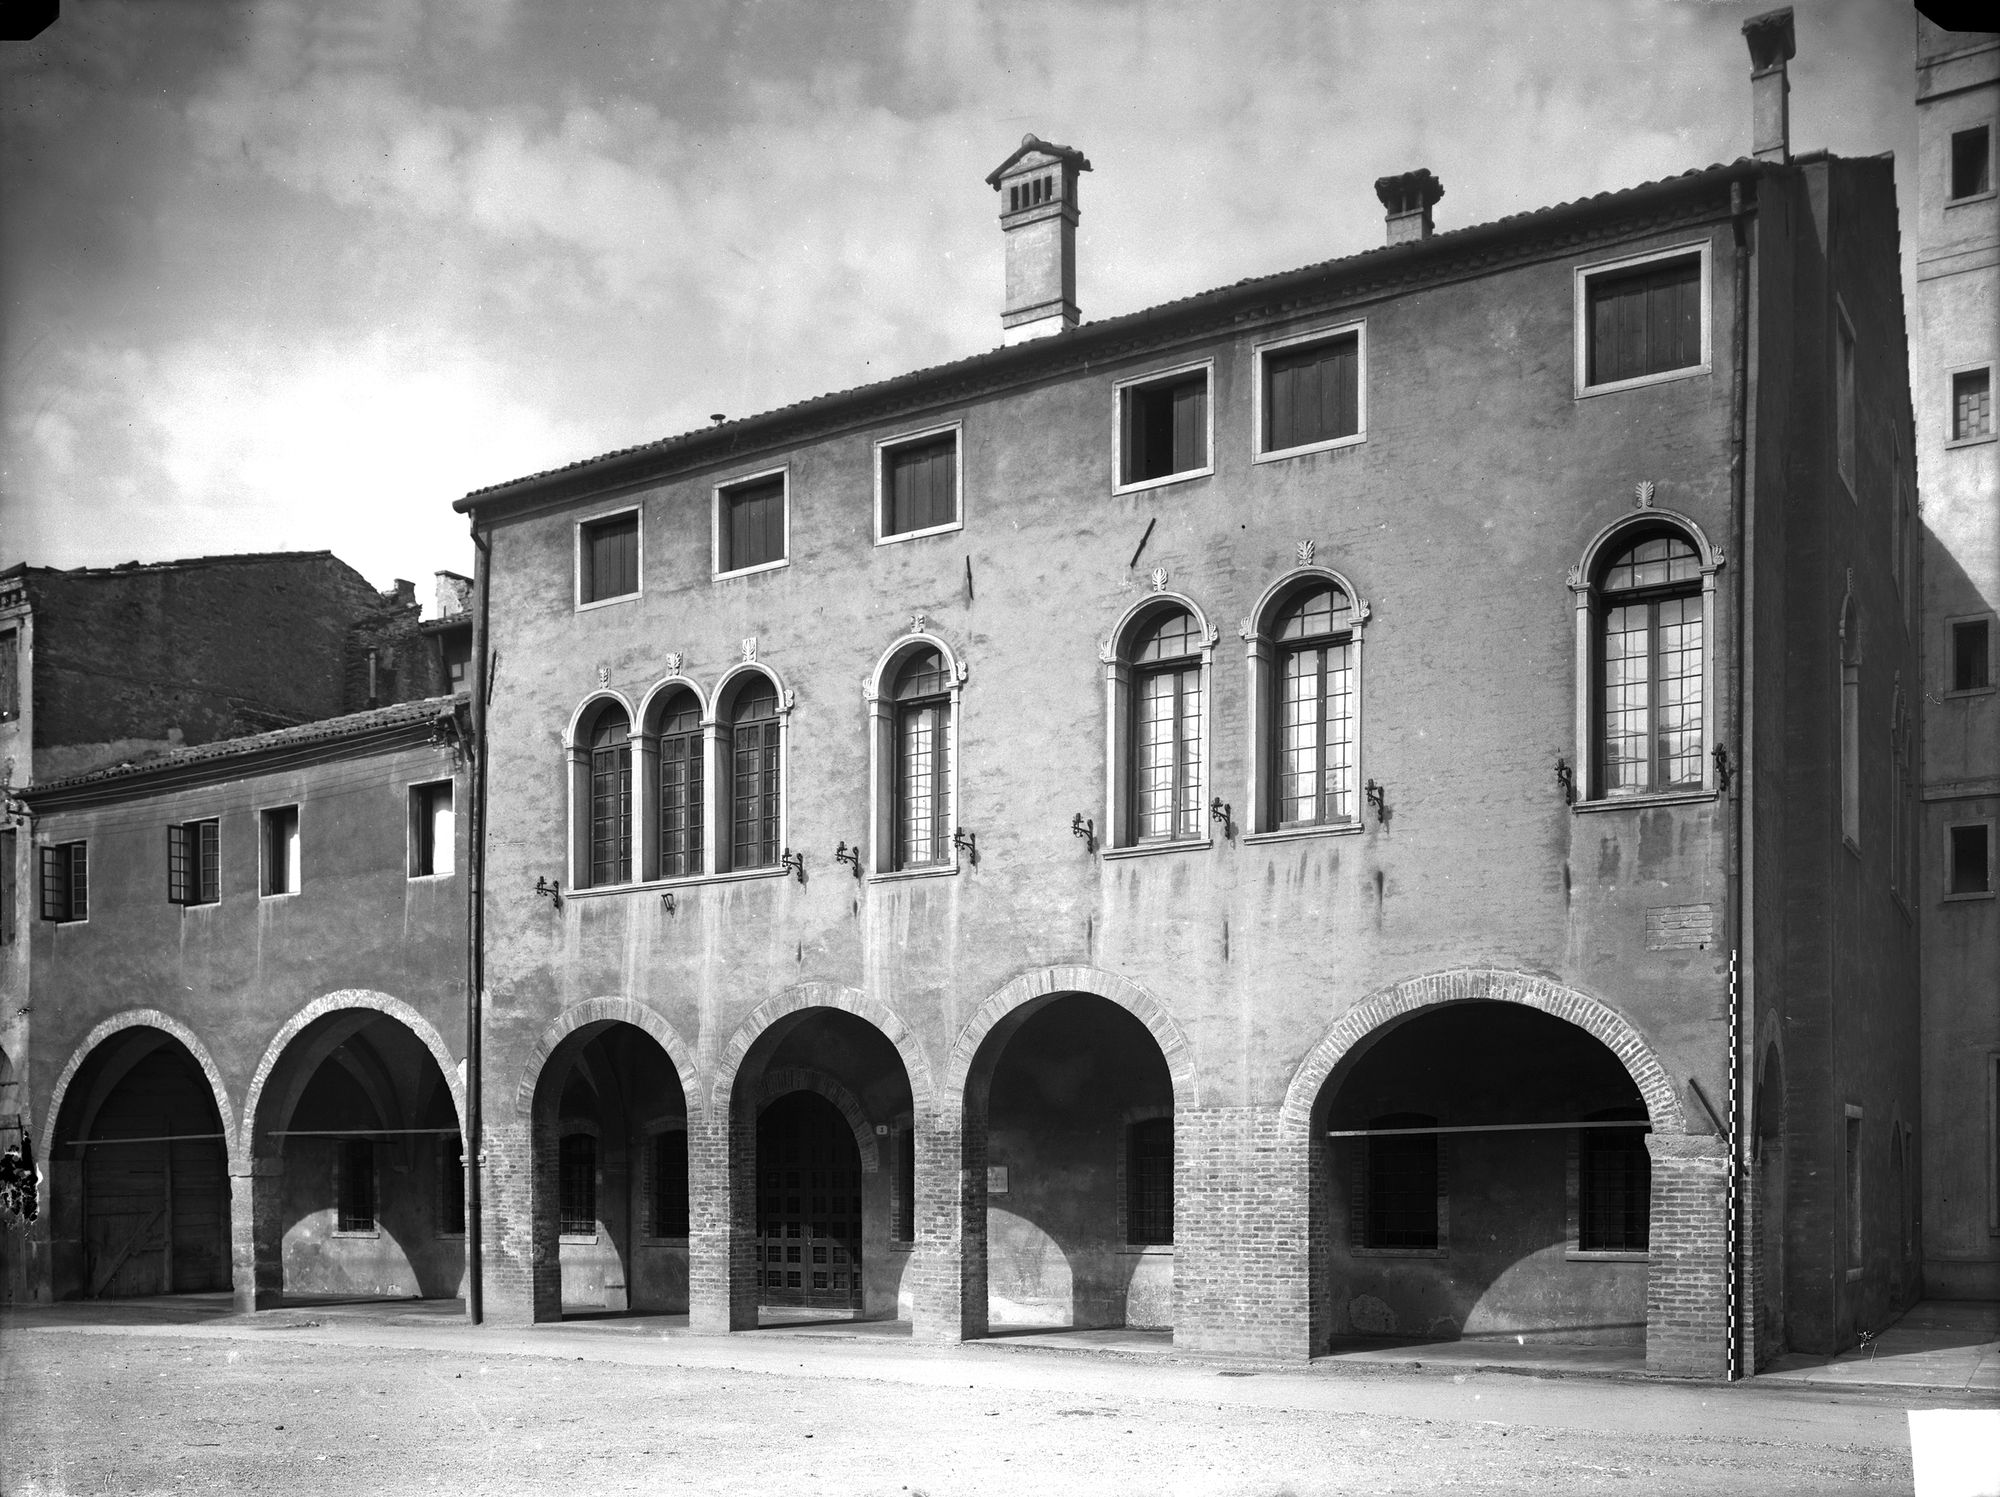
[910,611,928,635]
[1355,600,1373,624]
[781,688,796,712]
[1566,563,1585,591]
[954,659,969,683]
[861,676,878,704]
[740,637,758,664]
[1238,617,1254,641]
[1148,566,1169,593]
[1204,623,1220,647]
[1297,539,1316,567]
[1097,640,1116,665]
[664,651,684,674]
[1635,481,1656,509]
[596,665,610,688]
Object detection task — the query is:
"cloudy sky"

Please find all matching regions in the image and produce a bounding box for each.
[1,0,1917,608]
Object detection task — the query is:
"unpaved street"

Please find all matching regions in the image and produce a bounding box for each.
[0,1314,1959,1495]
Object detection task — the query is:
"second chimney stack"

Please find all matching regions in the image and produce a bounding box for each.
[1375,170,1445,245]
[986,135,1092,344]
[1742,7,1796,164]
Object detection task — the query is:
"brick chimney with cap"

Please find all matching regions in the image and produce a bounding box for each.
[1374,169,1444,245]
[1742,7,1796,164]
[985,135,1092,344]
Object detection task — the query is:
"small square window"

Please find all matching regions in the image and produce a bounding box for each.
[1580,250,1705,392]
[577,511,640,606]
[1951,126,1992,202]
[716,471,788,576]
[1953,368,1992,443]
[1257,326,1364,459]
[39,840,87,923]
[410,781,455,877]
[878,427,961,541]
[1949,824,1992,897]
[1117,365,1211,490]
[1954,619,1992,693]
[261,806,300,896]
[168,819,220,906]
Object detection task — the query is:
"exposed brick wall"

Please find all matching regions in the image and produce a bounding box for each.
[1174,1107,1311,1359]
[1643,1133,1729,1377]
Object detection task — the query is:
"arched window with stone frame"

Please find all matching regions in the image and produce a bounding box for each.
[636,676,709,881]
[865,632,965,876]
[1570,513,1723,803]
[713,665,790,873]
[1102,594,1216,851]
[1241,565,1370,838]
[566,694,637,889]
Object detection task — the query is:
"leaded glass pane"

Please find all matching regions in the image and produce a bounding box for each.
[731,684,780,868]
[1602,536,1700,592]
[1132,608,1200,663]
[657,695,703,879]
[588,707,632,886]
[1136,663,1201,840]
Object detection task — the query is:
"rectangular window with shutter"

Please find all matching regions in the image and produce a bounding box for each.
[1116,363,1211,491]
[1257,325,1364,459]
[261,806,300,896]
[715,470,788,576]
[167,819,220,905]
[877,425,962,541]
[0,629,17,722]
[1575,244,1709,395]
[577,510,640,606]
[408,781,454,877]
[40,840,87,923]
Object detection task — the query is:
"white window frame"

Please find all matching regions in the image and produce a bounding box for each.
[712,466,791,581]
[874,421,965,545]
[407,778,455,880]
[1947,360,1997,449]
[1100,592,1216,856]
[1573,240,1713,399]
[865,633,965,879]
[1112,358,1216,496]
[573,505,643,612]
[1947,124,1996,208]
[1253,320,1368,463]
[1945,818,1996,902]
[1240,566,1371,841]
[259,803,301,898]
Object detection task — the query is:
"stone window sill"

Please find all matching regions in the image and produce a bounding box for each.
[1241,822,1364,846]
[1347,1245,1448,1259]
[1118,1244,1174,1257]
[1102,838,1212,861]
[1573,788,1715,814]
[560,1232,599,1245]
[1565,1248,1649,1263]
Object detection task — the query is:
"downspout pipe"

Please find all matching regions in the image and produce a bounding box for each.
[464,520,491,1325]
[1726,176,1758,1380]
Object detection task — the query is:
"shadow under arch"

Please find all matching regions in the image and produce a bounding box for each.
[241,991,469,1309]
[515,997,701,1125]
[944,966,1194,1343]
[945,965,1198,1116]
[523,1002,696,1322]
[41,1010,237,1166]
[42,1013,236,1300]
[711,982,935,1121]
[1280,968,1683,1136]
[1284,967,1683,1361]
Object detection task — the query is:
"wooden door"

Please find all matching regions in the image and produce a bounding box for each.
[756,1092,862,1310]
[82,1048,229,1296]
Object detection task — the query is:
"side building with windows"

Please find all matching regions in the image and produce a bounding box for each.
[460,23,1917,1375]
[15,696,472,1308]
[1914,20,2000,1303]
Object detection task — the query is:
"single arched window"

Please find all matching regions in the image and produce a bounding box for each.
[1596,532,1704,796]
[654,692,704,879]
[730,680,781,870]
[1130,608,1205,842]
[894,649,953,868]
[587,706,632,886]
[1273,585,1357,828]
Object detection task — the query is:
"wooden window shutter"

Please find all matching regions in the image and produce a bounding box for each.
[168,823,190,905]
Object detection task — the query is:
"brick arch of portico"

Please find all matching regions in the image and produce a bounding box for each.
[753,1067,882,1174]
[943,964,1199,1115]
[40,1009,238,1165]
[242,990,466,1165]
[1280,966,1684,1136]
[708,982,935,1120]
[515,997,701,1124]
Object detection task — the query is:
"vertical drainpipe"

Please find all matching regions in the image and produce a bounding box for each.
[1727,174,1758,1380]
[465,519,490,1324]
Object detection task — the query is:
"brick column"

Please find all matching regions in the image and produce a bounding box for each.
[687,1108,756,1333]
[909,1112,984,1342]
[478,1111,543,1326]
[231,1158,283,1311]
[1173,1106,1312,1361]
[1644,1132,1730,1377]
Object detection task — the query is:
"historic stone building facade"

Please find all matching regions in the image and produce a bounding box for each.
[453,16,1918,1374]
[1913,19,2000,1305]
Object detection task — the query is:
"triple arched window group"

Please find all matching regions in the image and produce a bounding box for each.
[569,515,1721,885]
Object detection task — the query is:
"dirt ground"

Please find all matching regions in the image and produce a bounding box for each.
[0,1313,1960,1496]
